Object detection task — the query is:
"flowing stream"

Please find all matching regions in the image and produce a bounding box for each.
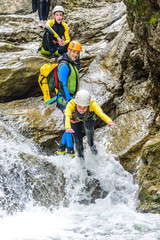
[0,117,160,240]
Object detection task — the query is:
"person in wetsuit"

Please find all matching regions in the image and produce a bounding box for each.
[41,5,70,60]
[56,41,82,157]
[25,0,50,27]
[64,90,116,160]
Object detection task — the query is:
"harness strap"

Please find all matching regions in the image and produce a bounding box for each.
[54,66,59,89]
[70,119,80,123]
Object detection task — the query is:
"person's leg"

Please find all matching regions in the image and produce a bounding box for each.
[58,131,67,153]
[44,0,50,21]
[38,0,43,21]
[84,119,98,155]
[32,0,38,13]
[57,114,75,157]
[65,132,75,157]
[42,0,46,22]
[55,43,69,56]
[71,122,84,159]
[42,32,56,59]
[57,131,74,154]
[62,115,74,156]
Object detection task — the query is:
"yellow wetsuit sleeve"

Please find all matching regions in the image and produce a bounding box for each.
[46,19,59,39]
[65,99,76,129]
[89,100,113,124]
[62,22,70,44]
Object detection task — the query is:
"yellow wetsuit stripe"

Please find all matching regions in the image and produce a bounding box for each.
[46,20,70,43]
[46,19,59,39]
[61,22,70,44]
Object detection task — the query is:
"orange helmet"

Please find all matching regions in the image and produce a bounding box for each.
[68,41,82,52]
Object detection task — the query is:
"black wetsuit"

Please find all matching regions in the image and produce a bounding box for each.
[32,0,50,21]
[71,112,96,159]
[42,19,70,55]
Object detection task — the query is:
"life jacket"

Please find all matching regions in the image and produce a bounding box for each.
[58,53,79,96]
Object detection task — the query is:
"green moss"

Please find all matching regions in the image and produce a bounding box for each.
[129,0,160,21]
[146,12,159,28]
[148,16,158,23]
[132,0,138,5]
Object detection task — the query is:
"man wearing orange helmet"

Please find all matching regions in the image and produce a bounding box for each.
[56,41,82,157]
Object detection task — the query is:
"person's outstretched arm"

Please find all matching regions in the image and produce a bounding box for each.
[90,100,116,126]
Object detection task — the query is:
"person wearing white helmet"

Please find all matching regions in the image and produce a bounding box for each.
[40,5,70,60]
[64,90,116,160]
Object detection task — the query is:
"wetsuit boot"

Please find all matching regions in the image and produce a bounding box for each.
[50,52,56,60]
[56,143,66,155]
[67,147,75,158]
[56,132,75,157]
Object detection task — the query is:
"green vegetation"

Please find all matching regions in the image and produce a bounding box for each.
[129,0,160,18]
[147,12,159,28]
[132,0,137,5]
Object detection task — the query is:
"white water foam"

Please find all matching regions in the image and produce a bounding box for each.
[0,120,160,240]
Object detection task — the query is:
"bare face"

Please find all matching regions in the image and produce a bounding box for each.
[77,105,88,114]
[53,12,64,24]
[68,49,80,62]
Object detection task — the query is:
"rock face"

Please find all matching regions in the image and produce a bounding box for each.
[124,0,160,77]
[138,132,160,213]
[120,0,160,212]
[0,0,160,213]
[0,47,49,101]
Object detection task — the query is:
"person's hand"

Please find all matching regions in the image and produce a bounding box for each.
[107,122,116,127]
[60,40,66,46]
[57,37,65,46]
[66,128,75,133]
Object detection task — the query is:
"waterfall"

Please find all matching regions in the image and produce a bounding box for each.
[0,118,160,240]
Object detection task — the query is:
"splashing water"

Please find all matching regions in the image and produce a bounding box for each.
[0,119,160,240]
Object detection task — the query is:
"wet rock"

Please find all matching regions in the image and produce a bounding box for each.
[0,97,64,153]
[95,107,156,173]
[124,0,160,76]
[0,49,50,101]
[0,0,31,14]
[0,14,43,44]
[137,132,160,213]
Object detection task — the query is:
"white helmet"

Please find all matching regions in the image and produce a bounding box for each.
[75,90,91,106]
[53,5,64,14]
